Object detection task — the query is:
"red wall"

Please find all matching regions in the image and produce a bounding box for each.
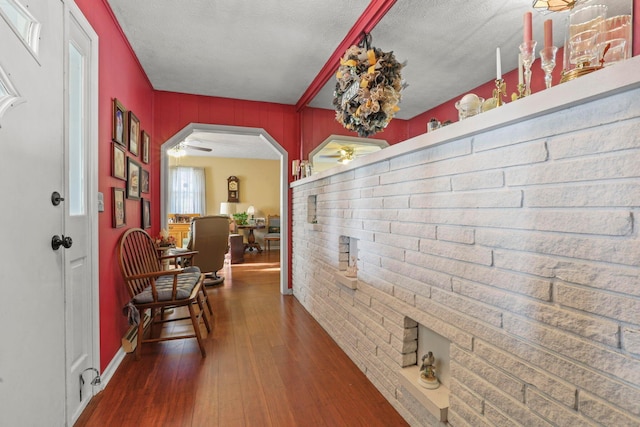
[75,0,155,370]
[151,91,300,235]
[300,106,409,159]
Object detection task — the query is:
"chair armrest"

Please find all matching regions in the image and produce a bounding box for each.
[127,268,185,281]
[159,250,198,261]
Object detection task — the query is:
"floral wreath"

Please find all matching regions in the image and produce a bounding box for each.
[333,43,403,137]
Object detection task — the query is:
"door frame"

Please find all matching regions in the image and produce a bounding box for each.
[160,124,290,295]
[63,0,100,423]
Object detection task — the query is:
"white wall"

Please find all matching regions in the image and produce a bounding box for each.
[291,59,640,426]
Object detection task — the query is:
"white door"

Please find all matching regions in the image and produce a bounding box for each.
[64,4,99,425]
[0,0,67,424]
[0,1,98,425]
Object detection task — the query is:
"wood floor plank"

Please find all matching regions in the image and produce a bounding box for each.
[75,251,408,427]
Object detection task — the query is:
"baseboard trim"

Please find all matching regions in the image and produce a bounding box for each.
[99,347,126,390]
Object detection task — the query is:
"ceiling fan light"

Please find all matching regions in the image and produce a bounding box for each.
[167,145,186,158]
[337,146,355,164]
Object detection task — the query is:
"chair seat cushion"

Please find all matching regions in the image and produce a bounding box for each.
[264,233,280,239]
[133,266,202,304]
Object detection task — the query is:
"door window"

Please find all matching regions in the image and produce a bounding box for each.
[68,43,85,216]
[0,0,40,58]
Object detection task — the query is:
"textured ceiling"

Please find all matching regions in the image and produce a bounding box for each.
[106,0,624,157]
[107,0,370,106]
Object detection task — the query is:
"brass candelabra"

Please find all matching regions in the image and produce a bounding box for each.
[492,79,506,107]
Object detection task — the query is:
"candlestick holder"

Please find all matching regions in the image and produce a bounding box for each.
[482,80,507,112]
[511,83,526,101]
[493,79,506,107]
[539,46,558,89]
[519,40,537,96]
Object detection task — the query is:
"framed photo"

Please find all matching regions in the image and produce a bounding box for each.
[255,217,266,227]
[141,198,151,229]
[141,169,150,193]
[112,98,127,146]
[128,111,140,156]
[112,187,126,228]
[112,143,127,180]
[127,158,141,200]
[141,131,150,164]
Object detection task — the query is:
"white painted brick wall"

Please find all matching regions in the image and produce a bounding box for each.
[291,82,640,425]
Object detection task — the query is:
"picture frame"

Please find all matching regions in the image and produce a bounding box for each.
[112,143,127,180]
[112,187,126,228]
[255,217,266,227]
[126,158,141,200]
[112,98,127,146]
[141,169,150,193]
[141,130,150,164]
[128,111,140,156]
[141,198,151,229]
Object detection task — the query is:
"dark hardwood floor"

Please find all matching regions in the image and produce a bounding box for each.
[76,250,408,426]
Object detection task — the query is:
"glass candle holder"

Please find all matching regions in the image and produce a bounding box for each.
[539,46,558,89]
[519,40,537,96]
[569,29,599,67]
[565,4,607,71]
[597,14,631,67]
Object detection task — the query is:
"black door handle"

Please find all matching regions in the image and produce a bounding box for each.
[51,191,65,206]
[52,235,73,250]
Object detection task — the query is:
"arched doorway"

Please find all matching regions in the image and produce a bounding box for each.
[160,123,289,295]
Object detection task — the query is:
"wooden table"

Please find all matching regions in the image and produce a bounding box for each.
[237,224,265,253]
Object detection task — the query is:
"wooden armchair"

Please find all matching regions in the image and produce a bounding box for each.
[118,228,212,359]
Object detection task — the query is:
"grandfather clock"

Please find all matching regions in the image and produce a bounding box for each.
[227,176,239,202]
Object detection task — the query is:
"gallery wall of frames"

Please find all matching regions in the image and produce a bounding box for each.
[111,98,151,229]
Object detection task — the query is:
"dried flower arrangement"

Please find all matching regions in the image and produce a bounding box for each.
[155,229,176,247]
[333,44,404,137]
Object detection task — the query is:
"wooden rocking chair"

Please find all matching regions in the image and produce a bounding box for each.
[118,228,213,359]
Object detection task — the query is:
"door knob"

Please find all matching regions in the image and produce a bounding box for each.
[52,235,73,250]
[51,191,65,206]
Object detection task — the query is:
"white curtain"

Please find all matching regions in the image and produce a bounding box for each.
[169,166,206,215]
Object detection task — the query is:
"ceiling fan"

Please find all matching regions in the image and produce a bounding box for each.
[167,139,212,157]
[319,146,362,164]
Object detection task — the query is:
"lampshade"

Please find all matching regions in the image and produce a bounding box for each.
[532,0,578,12]
[247,205,255,216]
[220,202,236,216]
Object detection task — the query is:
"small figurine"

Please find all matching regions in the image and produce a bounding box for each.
[427,117,440,132]
[345,256,358,278]
[418,351,440,389]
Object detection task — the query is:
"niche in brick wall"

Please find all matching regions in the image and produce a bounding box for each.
[417,325,450,388]
[307,195,317,223]
[336,236,359,289]
[398,318,450,422]
[338,236,358,273]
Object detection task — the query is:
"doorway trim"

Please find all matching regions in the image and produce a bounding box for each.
[161,124,290,295]
[63,0,100,423]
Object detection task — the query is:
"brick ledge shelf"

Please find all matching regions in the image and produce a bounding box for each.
[399,365,449,422]
[334,272,357,289]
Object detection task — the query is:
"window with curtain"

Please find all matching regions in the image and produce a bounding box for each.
[169,166,206,215]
